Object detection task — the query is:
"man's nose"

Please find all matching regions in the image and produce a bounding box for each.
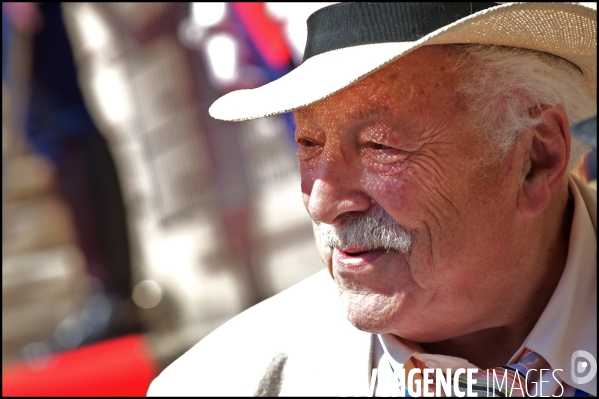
[306,149,371,224]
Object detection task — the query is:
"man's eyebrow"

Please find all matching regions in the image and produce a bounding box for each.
[347,103,392,121]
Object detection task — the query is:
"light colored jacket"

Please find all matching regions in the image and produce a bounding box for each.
[148,268,374,396]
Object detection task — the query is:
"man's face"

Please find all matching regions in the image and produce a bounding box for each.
[294,46,531,342]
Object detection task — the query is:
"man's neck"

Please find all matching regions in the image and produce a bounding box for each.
[419,325,536,368]
[420,188,574,369]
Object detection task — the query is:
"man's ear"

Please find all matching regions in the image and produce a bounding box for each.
[517,105,570,218]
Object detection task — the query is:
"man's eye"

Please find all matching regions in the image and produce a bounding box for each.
[298,138,318,147]
[363,142,408,168]
[369,142,390,150]
[296,138,322,161]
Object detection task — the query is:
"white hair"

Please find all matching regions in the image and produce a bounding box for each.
[450,44,595,170]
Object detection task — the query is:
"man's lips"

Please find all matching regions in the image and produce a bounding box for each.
[333,247,386,270]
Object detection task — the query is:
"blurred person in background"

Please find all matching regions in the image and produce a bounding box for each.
[178,2,302,306]
[227,3,298,140]
[198,2,297,305]
[571,116,597,188]
[149,2,596,396]
[3,2,140,346]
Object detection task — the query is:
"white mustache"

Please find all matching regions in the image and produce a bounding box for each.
[315,205,412,253]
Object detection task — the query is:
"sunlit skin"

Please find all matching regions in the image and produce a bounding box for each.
[294,46,573,368]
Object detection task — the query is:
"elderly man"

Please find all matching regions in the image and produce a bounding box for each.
[148,3,596,396]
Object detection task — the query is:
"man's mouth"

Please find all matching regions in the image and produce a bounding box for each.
[341,248,373,256]
[333,247,386,271]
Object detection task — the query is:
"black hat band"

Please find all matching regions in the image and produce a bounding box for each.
[304,2,498,62]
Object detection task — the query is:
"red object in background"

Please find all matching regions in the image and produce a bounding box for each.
[231,2,291,70]
[2,334,158,396]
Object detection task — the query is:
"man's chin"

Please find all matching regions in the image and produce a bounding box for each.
[337,289,404,334]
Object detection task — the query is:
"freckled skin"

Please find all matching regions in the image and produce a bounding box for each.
[294,46,570,362]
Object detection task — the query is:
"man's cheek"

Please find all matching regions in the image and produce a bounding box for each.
[365,173,419,225]
[397,161,462,231]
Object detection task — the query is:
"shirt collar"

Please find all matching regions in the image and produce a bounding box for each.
[378,176,597,395]
[378,333,480,372]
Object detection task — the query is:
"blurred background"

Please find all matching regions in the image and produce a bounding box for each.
[1,2,596,396]
[2,2,334,395]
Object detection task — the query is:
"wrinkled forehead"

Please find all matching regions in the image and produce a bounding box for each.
[294,46,465,129]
